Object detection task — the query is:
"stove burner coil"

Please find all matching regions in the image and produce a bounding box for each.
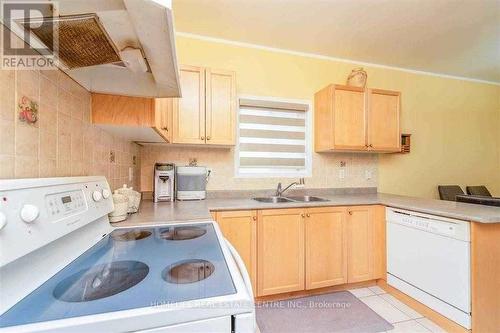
[159,226,206,240]
[163,259,215,284]
[111,230,152,241]
[53,260,149,302]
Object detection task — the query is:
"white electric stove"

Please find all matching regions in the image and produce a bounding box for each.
[0,177,255,333]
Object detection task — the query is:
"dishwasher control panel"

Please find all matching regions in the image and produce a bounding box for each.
[386,208,470,241]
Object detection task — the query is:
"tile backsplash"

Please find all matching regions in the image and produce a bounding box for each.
[0,35,140,190]
[140,145,378,192]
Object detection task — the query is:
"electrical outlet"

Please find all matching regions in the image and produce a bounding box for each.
[365,169,372,180]
[339,169,345,179]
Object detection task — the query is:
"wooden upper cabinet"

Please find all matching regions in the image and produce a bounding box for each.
[154,98,172,142]
[205,68,236,145]
[172,65,206,144]
[92,93,154,126]
[314,84,401,153]
[215,210,257,291]
[172,65,236,145]
[91,93,172,143]
[257,208,305,296]
[368,89,401,152]
[305,207,347,290]
[346,206,375,283]
[333,86,367,150]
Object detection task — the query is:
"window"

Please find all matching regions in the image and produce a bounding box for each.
[236,96,312,177]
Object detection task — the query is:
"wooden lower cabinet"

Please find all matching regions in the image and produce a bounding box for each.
[346,206,375,283]
[215,210,257,291]
[213,205,385,298]
[257,209,305,296]
[305,207,347,289]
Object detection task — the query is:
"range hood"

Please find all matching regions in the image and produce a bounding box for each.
[5,0,180,98]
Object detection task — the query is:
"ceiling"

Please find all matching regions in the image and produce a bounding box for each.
[173,0,500,83]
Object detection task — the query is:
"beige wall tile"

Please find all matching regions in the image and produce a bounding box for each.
[0,70,15,121]
[15,156,39,178]
[38,103,57,134]
[0,120,15,155]
[40,76,58,107]
[16,70,39,103]
[15,123,39,157]
[40,131,56,160]
[39,159,56,177]
[58,89,73,116]
[1,48,140,188]
[0,154,15,179]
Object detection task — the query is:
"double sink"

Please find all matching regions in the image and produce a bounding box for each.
[253,195,330,204]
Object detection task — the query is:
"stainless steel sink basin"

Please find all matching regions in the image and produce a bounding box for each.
[253,196,294,203]
[286,195,330,202]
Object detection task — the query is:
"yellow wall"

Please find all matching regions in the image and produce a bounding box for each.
[173,35,500,198]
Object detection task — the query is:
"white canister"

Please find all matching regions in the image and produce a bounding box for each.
[109,192,129,223]
[116,184,141,213]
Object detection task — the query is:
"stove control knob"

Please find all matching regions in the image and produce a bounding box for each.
[0,212,6,230]
[102,189,111,199]
[20,204,39,223]
[92,191,103,202]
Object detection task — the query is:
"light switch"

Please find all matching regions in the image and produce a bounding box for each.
[128,167,133,181]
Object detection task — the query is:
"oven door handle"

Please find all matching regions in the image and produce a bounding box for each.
[224,238,254,300]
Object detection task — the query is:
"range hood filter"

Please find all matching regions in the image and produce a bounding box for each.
[20,14,121,69]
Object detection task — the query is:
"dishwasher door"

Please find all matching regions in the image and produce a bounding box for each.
[386,208,471,328]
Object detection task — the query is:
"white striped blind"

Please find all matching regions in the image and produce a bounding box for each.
[237,98,310,177]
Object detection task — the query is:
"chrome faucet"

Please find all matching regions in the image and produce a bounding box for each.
[275,178,305,197]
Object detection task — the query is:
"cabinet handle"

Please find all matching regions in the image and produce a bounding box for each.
[348,211,353,215]
[162,127,168,131]
[301,213,305,218]
[369,144,373,148]
[207,136,211,140]
[200,136,205,140]
[252,216,257,221]
[306,213,310,218]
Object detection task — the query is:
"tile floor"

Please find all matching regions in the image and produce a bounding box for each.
[348,286,448,333]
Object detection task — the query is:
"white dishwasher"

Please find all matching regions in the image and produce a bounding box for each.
[386,208,471,329]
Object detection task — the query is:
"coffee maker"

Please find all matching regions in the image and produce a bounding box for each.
[153,163,175,202]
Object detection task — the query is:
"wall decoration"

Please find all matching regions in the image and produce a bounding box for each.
[18,96,38,125]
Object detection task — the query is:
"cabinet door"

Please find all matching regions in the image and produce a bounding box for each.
[92,93,154,126]
[205,68,236,145]
[346,206,374,283]
[154,98,172,142]
[368,89,401,152]
[305,207,347,289]
[257,209,305,296]
[215,210,257,291]
[333,86,367,150]
[172,65,206,144]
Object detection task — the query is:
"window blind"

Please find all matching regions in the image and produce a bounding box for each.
[237,98,309,176]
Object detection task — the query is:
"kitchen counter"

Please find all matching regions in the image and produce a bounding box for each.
[112,192,500,227]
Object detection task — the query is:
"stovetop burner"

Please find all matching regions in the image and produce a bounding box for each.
[53,260,149,302]
[111,230,152,241]
[160,226,207,240]
[163,259,215,284]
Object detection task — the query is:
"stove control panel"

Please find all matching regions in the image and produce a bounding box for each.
[0,177,114,267]
[45,190,86,221]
